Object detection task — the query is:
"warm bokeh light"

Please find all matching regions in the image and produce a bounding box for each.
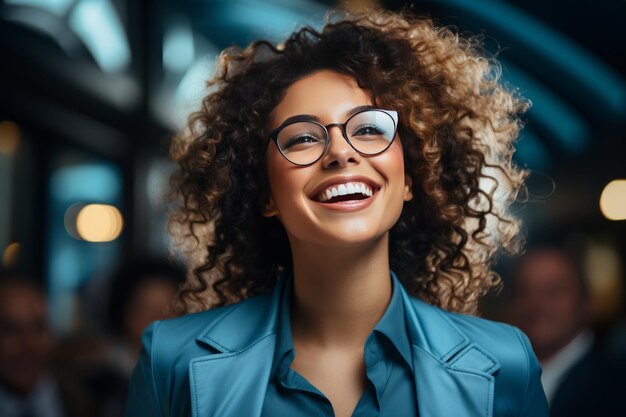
[0,121,21,154]
[2,242,20,268]
[585,242,624,322]
[75,204,123,242]
[599,179,626,220]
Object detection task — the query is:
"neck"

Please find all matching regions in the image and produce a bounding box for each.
[288,233,392,350]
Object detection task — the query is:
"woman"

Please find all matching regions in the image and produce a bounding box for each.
[126,9,549,417]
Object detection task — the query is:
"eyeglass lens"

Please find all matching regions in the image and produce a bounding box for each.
[276,110,396,165]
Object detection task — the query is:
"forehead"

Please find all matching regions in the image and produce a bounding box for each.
[269,70,373,128]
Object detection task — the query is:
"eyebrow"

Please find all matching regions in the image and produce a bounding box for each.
[275,105,377,128]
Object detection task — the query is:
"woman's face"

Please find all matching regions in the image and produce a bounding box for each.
[265,70,412,247]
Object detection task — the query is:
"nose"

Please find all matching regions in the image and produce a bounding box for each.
[321,125,360,168]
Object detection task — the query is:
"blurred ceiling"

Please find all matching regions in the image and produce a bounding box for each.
[1,0,625,234]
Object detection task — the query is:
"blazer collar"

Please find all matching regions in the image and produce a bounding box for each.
[194,274,284,353]
[190,271,501,417]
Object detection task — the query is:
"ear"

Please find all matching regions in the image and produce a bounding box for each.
[263,195,279,217]
[403,174,413,202]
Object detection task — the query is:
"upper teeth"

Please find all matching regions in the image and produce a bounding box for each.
[317,182,374,202]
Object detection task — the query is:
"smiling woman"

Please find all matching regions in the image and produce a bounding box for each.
[126,9,548,417]
[263,71,412,248]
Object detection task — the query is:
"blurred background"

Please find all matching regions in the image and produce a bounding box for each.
[0,0,624,416]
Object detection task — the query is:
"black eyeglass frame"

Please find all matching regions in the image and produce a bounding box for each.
[266,108,399,166]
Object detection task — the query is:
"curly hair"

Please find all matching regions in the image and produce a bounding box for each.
[168,9,529,315]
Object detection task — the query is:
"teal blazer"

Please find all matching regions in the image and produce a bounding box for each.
[126,272,549,417]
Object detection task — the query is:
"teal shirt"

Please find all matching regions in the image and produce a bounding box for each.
[261,272,418,416]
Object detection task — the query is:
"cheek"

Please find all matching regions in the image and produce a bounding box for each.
[266,148,305,205]
[375,139,406,191]
[385,141,409,218]
[389,141,406,174]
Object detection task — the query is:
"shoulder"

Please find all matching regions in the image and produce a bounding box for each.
[444,306,532,357]
[149,291,274,358]
[404,297,546,415]
[408,298,548,415]
[409,296,533,364]
[127,292,274,417]
[448,308,539,382]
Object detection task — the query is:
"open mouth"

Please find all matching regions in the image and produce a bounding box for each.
[314,182,377,203]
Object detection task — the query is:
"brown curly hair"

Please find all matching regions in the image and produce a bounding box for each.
[168,9,528,315]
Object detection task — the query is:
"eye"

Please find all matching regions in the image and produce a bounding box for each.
[351,124,385,136]
[281,133,323,150]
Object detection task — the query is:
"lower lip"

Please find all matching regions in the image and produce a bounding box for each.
[312,191,377,211]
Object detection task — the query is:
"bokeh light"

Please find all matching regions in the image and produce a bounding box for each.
[2,242,20,268]
[0,121,21,154]
[74,204,123,242]
[585,242,624,322]
[599,180,626,220]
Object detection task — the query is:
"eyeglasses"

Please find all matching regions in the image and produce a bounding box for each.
[267,108,398,166]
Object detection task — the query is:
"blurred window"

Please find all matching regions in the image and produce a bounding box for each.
[47,151,123,333]
[3,0,131,73]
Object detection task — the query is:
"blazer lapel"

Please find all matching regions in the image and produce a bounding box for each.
[411,344,498,417]
[189,335,276,417]
[188,275,287,417]
[395,272,500,417]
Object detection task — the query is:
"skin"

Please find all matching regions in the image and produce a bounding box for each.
[264,70,413,417]
[509,248,590,362]
[0,282,54,396]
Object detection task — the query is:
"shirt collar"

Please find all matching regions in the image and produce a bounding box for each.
[372,271,414,371]
[270,270,296,379]
[270,270,414,379]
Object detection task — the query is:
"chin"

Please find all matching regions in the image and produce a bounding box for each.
[283,210,401,248]
[323,236,383,248]
[312,226,391,248]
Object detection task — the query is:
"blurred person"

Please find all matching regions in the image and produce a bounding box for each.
[38,260,184,417]
[0,274,84,417]
[127,9,549,417]
[509,246,626,417]
[105,259,184,378]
